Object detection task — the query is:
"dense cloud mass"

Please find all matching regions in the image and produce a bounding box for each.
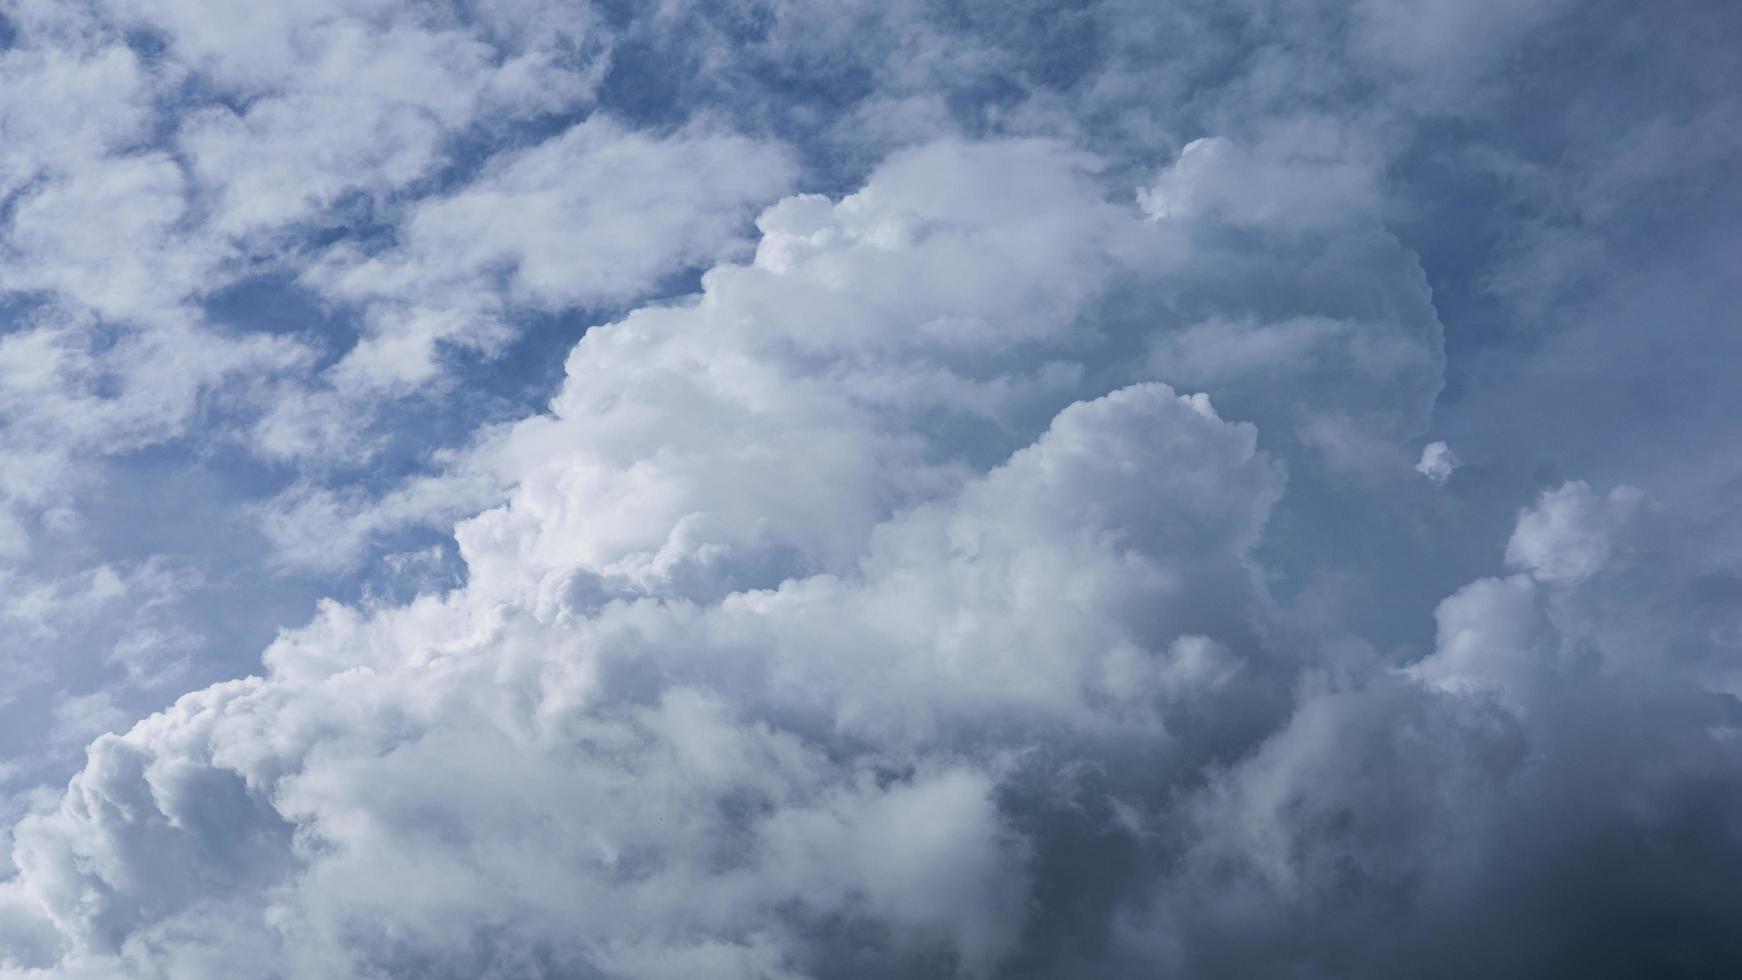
[1,0,1740,977]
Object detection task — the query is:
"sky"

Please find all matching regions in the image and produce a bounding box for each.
[0,0,1739,977]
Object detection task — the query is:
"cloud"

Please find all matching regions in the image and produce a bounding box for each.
[177,14,600,238]
[1504,480,1645,585]
[0,303,311,560]
[1162,476,1742,977]
[1,2,1740,978]
[1415,440,1458,485]
[0,375,1283,976]
[0,154,216,326]
[0,42,154,200]
[11,111,1725,978]
[300,116,798,399]
[0,134,1318,977]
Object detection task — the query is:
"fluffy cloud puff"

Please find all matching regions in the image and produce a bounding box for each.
[0,137,1287,976]
[1,130,1737,980]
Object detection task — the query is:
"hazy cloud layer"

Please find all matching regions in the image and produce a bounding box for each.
[0,0,1738,977]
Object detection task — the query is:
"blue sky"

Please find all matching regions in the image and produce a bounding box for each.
[0,0,1739,976]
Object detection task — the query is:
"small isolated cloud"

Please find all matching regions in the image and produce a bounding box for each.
[1416,440,1460,485]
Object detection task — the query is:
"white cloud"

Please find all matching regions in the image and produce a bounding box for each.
[1412,571,1550,711]
[1,3,1738,976]
[300,116,798,399]
[1506,480,1645,585]
[0,154,217,327]
[0,134,1335,976]
[0,42,155,200]
[0,304,310,560]
[0,374,1283,976]
[1415,440,1459,485]
[178,18,598,237]
[1139,135,1383,232]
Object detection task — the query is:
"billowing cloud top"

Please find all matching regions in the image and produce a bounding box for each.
[1,1,1740,978]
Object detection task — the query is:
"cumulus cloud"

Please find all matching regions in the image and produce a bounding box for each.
[0,0,782,806]
[1504,480,1645,584]
[2,110,1725,975]
[1415,440,1458,485]
[0,135,1286,977]
[1,1,1739,978]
